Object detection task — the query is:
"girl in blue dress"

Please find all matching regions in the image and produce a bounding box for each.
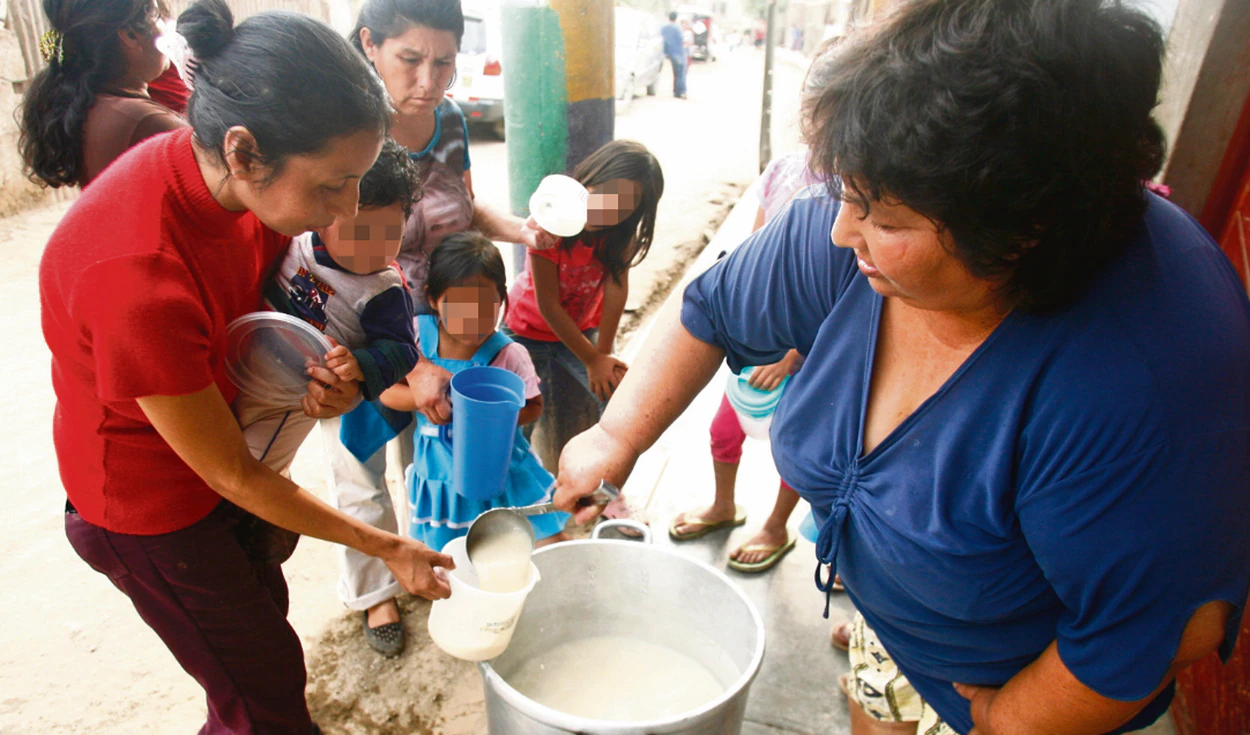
[380,232,570,552]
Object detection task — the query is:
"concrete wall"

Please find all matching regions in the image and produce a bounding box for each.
[0,18,60,218]
[1156,0,1250,216]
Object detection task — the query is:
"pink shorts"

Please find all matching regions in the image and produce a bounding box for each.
[709,393,794,494]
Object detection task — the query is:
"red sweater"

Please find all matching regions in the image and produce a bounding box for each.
[40,127,290,534]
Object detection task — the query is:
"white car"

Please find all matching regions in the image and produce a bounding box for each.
[450,4,506,139]
[615,6,664,104]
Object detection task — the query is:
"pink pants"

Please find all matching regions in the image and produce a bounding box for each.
[709,394,794,493]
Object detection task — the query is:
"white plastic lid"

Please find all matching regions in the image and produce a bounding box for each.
[226,312,332,404]
[529,174,589,238]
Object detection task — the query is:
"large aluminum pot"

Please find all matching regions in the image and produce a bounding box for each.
[479,521,766,734]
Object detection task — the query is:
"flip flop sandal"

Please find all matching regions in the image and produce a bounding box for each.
[726,532,796,573]
[838,672,854,699]
[668,504,748,541]
[363,611,405,658]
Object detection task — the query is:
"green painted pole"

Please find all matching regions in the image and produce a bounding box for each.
[500,0,616,471]
[500,0,570,218]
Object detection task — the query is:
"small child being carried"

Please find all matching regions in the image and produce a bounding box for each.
[235,139,422,473]
[379,232,570,551]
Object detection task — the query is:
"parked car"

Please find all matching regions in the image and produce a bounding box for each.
[450,4,506,139]
[677,5,716,61]
[615,6,663,103]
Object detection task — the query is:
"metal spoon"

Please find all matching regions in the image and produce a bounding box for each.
[465,481,620,563]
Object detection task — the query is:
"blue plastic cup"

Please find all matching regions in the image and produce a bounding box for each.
[441,366,526,501]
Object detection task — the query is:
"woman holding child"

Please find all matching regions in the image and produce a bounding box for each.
[556,0,1250,733]
[37,1,453,731]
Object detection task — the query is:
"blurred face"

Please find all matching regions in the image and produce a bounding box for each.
[830,188,1001,312]
[317,203,406,275]
[122,6,170,85]
[432,274,502,349]
[360,24,458,118]
[229,127,384,238]
[585,178,641,231]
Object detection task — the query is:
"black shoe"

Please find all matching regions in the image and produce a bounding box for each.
[362,610,405,658]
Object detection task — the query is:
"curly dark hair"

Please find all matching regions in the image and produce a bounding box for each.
[803,0,1167,311]
[359,139,422,220]
[20,0,167,188]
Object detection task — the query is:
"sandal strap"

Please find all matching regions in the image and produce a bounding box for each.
[737,543,786,554]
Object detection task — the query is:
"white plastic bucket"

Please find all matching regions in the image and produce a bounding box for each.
[428,536,542,662]
[736,412,773,441]
[529,175,589,238]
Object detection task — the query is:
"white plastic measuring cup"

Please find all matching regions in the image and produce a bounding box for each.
[428,536,542,662]
[528,174,589,238]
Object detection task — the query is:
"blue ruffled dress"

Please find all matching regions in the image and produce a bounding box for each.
[405,315,568,551]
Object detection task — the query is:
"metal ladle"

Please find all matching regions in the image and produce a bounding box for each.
[465,481,620,564]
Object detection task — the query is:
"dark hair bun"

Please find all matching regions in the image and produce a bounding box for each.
[178,0,235,60]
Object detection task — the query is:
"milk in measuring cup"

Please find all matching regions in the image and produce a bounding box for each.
[470,527,534,594]
[427,535,541,661]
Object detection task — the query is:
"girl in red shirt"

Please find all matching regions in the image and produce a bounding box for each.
[505,140,664,407]
[38,1,451,732]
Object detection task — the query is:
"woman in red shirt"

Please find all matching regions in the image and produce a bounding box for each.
[38,1,451,732]
[20,0,187,188]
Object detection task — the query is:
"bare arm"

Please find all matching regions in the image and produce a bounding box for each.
[379,379,416,412]
[751,205,766,233]
[957,600,1233,735]
[136,384,452,598]
[531,255,600,364]
[464,170,558,248]
[597,269,629,356]
[553,301,723,522]
[518,395,543,426]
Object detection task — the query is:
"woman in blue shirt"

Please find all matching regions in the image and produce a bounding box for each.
[552,0,1250,733]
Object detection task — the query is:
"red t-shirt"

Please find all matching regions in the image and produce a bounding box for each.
[40,127,290,534]
[505,236,606,341]
[147,64,191,115]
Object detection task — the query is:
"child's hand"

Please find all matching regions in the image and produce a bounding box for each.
[324,341,364,383]
[520,216,559,251]
[747,358,791,391]
[587,354,629,402]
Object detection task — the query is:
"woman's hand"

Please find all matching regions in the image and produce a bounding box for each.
[407,358,453,425]
[553,424,640,525]
[302,364,360,419]
[519,215,559,251]
[587,354,629,401]
[380,536,455,600]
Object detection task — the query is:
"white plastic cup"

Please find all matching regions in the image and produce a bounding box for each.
[528,174,589,238]
[428,536,542,662]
